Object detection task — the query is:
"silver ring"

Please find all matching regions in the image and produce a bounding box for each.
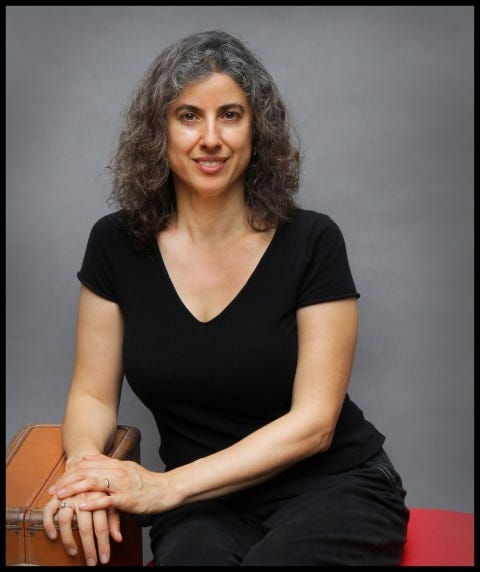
[59,501,74,511]
[105,478,110,490]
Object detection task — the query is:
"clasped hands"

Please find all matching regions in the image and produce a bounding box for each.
[42,454,154,566]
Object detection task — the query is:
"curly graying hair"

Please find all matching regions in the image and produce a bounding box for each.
[107,30,302,248]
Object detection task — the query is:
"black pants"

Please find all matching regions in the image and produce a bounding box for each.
[147,449,409,566]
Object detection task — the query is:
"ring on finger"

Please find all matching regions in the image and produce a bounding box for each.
[59,500,75,512]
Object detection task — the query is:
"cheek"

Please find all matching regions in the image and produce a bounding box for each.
[228,129,252,153]
[167,136,194,170]
[169,130,194,152]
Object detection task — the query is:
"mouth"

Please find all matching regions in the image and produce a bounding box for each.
[193,157,228,174]
[197,160,225,166]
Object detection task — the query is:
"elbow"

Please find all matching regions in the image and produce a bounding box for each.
[294,421,336,461]
[281,409,339,464]
[308,426,335,455]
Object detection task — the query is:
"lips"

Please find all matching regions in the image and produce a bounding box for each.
[197,160,224,166]
[194,157,228,174]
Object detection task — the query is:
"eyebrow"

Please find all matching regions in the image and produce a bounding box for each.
[171,103,246,115]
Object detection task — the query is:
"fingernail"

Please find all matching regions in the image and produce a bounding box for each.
[47,531,56,540]
[87,558,96,566]
[100,553,109,564]
[57,488,66,496]
[48,486,55,494]
[67,548,77,556]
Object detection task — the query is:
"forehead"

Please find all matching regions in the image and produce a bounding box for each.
[173,72,248,106]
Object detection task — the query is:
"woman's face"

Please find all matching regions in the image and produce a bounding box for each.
[166,72,252,200]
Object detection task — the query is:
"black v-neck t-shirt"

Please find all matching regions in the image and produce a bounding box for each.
[78,208,385,477]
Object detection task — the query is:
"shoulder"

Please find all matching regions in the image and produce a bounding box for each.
[86,211,133,244]
[83,211,138,259]
[89,210,126,235]
[283,208,344,242]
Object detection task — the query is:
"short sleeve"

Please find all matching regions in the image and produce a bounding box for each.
[297,215,360,309]
[77,216,117,302]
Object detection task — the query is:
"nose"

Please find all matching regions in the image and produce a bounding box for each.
[200,118,221,148]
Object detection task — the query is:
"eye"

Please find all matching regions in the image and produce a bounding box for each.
[223,110,240,120]
[180,111,198,122]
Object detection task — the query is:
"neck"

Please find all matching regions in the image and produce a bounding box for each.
[172,192,250,246]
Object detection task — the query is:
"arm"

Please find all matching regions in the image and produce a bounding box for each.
[51,298,358,514]
[62,284,124,467]
[42,284,124,565]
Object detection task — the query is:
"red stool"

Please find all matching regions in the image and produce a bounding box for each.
[400,507,474,566]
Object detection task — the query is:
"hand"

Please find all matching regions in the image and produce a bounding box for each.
[42,490,122,566]
[48,453,162,514]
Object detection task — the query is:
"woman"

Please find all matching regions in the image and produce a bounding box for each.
[42,30,409,566]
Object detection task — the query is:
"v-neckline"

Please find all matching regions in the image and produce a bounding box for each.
[154,227,280,326]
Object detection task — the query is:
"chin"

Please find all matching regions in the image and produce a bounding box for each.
[195,182,236,198]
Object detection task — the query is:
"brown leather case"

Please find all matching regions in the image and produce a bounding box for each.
[6,424,143,566]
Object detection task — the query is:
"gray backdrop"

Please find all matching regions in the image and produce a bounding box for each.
[6,6,474,564]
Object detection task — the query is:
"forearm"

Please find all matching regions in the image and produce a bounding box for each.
[62,393,118,470]
[49,408,335,515]
[165,409,332,508]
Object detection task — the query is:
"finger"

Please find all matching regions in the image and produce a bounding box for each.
[78,494,114,512]
[81,453,111,462]
[75,507,100,566]
[108,507,123,543]
[49,472,97,495]
[42,497,60,540]
[92,509,112,565]
[55,476,109,499]
[48,460,114,494]
[57,504,79,557]
[48,475,82,495]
